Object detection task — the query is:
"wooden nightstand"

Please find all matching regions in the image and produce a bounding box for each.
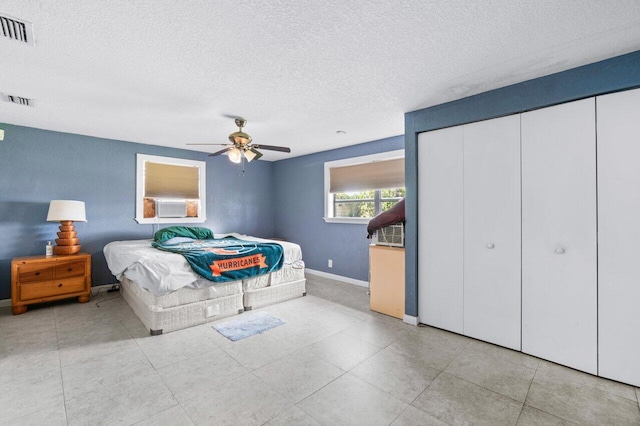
[11,253,92,315]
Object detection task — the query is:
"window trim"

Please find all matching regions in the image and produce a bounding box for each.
[135,154,207,224]
[323,149,404,224]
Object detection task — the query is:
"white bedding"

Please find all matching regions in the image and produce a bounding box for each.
[104,233,303,296]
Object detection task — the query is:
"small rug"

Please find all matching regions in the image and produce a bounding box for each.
[213,311,285,341]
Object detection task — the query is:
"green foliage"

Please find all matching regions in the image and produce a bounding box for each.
[382,188,405,198]
[333,187,404,218]
[334,190,375,200]
[335,201,374,218]
[381,187,405,211]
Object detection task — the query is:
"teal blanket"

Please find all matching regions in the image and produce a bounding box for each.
[152,237,284,282]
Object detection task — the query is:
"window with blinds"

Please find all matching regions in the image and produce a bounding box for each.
[144,162,199,199]
[324,150,405,223]
[135,154,207,224]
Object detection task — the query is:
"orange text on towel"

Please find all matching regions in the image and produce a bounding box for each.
[210,254,268,276]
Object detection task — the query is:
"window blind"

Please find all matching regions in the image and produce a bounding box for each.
[145,162,199,199]
[329,158,405,193]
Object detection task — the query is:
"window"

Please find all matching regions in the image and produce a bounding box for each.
[135,154,207,224]
[324,150,404,223]
[333,188,406,218]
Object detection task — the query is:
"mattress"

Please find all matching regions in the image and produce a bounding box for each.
[120,278,244,334]
[124,277,242,309]
[104,233,303,296]
[242,263,306,290]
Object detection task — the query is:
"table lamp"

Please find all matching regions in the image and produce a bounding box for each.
[46,200,87,255]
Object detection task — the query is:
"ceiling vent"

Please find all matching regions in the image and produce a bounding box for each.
[1,14,34,45]
[2,93,34,106]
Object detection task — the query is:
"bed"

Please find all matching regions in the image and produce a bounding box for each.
[104,233,306,335]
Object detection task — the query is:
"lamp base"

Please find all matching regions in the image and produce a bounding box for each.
[54,220,82,255]
[53,245,81,255]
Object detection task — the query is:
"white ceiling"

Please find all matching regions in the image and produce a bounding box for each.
[2,1,640,161]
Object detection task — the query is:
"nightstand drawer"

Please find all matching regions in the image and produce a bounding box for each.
[55,261,86,279]
[18,264,54,283]
[20,276,87,300]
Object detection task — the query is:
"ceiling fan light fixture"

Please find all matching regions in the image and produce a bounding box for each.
[229,131,252,145]
[243,148,258,162]
[227,147,242,163]
[189,118,288,165]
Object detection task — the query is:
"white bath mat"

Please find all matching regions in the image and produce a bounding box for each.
[213,311,285,341]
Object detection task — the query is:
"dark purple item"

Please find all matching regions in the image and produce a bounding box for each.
[367,198,405,238]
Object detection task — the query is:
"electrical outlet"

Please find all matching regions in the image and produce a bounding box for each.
[328,259,333,268]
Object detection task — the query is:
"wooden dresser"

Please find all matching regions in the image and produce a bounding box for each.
[11,253,92,315]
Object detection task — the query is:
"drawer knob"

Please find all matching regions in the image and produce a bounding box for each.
[35,272,40,276]
[58,283,63,288]
[555,248,565,254]
[486,243,495,249]
[67,268,73,272]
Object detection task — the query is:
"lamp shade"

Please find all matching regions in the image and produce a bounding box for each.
[227,147,242,164]
[46,200,87,222]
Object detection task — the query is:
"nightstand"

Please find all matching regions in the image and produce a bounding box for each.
[11,253,92,315]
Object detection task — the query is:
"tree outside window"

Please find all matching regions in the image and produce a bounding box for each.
[333,187,405,218]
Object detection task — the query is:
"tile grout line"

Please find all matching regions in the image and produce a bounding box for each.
[524,362,581,425]
[53,306,70,426]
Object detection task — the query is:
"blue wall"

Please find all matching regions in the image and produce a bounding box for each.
[272,135,404,282]
[404,50,640,318]
[0,124,275,299]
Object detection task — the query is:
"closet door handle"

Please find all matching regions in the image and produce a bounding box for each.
[486,243,495,249]
[554,248,565,254]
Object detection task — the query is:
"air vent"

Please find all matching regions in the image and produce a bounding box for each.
[1,14,34,45]
[2,93,34,106]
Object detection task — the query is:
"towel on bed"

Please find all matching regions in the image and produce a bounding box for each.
[152,236,284,283]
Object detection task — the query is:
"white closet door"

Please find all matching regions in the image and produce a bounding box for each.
[418,126,464,333]
[463,115,521,350]
[521,98,597,374]
[597,88,640,386]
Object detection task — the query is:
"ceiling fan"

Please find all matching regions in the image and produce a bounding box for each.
[187,118,291,163]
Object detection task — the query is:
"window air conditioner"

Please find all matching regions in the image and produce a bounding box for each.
[372,224,404,247]
[156,201,187,218]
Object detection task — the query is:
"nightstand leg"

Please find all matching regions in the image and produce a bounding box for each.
[77,295,90,303]
[12,305,27,315]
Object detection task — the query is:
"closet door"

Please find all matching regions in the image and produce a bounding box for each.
[521,98,597,374]
[418,126,463,333]
[463,115,521,350]
[597,88,640,386]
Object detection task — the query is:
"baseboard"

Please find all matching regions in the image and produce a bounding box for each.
[403,314,419,326]
[305,268,369,288]
[0,283,120,308]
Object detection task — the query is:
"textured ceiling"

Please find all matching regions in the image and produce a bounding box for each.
[1,1,640,161]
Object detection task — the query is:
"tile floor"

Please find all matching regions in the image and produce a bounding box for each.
[1,274,639,425]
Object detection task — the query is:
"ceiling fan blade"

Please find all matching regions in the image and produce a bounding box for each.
[208,147,232,157]
[253,144,291,153]
[186,143,230,146]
